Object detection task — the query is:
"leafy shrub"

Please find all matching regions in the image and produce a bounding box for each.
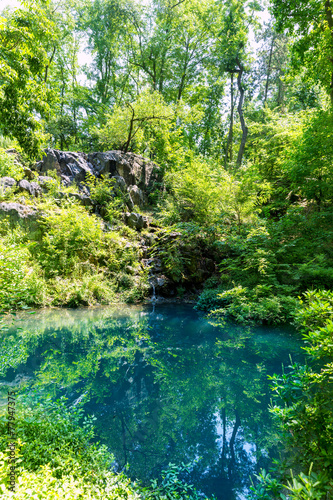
[0,200,147,309]
[207,286,298,325]
[141,462,202,500]
[0,459,138,499]
[195,286,228,311]
[0,149,24,180]
[48,275,115,307]
[0,396,112,480]
[163,160,226,225]
[283,110,333,206]
[0,396,137,498]
[85,173,128,211]
[260,290,333,498]
[0,241,31,311]
[36,204,104,277]
[250,465,332,500]
[294,289,333,333]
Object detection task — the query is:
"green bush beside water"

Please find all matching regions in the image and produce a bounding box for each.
[249,290,333,498]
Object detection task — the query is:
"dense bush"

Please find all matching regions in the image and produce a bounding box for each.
[0,396,112,480]
[0,197,150,311]
[0,149,24,180]
[36,204,105,277]
[195,286,229,311]
[251,290,333,498]
[0,240,31,311]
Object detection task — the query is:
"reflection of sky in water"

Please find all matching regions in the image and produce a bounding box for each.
[215,411,257,463]
[0,304,304,500]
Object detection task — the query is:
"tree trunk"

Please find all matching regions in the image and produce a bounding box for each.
[277,73,285,107]
[264,35,275,105]
[44,46,56,83]
[236,63,248,166]
[224,72,234,167]
[325,0,333,105]
[228,410,241,479]
[123,105,135,153]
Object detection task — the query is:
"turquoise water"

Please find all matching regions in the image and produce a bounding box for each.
[0,303,304,499]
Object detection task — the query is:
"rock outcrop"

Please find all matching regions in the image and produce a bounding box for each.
[0,177,16,194]
[17,179,42,197]
[0,202,40,231]
[37,149,94,185]
[34,149,160,208]
[124,212,148,230]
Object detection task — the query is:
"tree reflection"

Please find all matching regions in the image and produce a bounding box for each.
[0,304,302,500]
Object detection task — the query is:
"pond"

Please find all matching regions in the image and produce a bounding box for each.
[0,303,304,499]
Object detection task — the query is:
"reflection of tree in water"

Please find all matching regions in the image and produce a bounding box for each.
[1,305,300,500]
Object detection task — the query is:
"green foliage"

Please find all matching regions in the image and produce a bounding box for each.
[0,149,23,180]
[0,394,206,499]
[195,286,228,312]
[294,289,333,334]
[247,108,306,187]
[152,223,218,285]
[163,160,227,225]
[141,463,201,500]
[0,239,31,311]
[85,173,116,206]
[209,286,298,325]
[250,468,284,499]
[284,466,331,500]
[0,396,111,479]
[250,465,332,500]
[270,0,333,104]
[0,194,149,309]
[283,110,333,205]
[85,173,130,219]
[162,159,269,226]
[258,290,333,497]
[0,4,55,158]
[36,204,104,277]
[0,0,333,496]
[95,90,185,168]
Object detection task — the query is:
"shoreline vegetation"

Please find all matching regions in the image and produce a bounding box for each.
[1,0,333,496]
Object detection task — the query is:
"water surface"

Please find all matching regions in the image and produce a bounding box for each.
[0,303,304,499]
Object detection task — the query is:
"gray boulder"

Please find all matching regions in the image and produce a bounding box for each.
[86,151,119,177]
[30,182,42,197]
[128,184,145,207]
[18,179,34,196]
[87,151,160,190]
[39,149,61,173]
[56,191,92,207]
[38,176,57,193]
[68,192,93,207]
[0,177,16,194]
[0,202,40,230]
[38,149,95,185]
[17,179,41,197]
[113,175,127,192]
[33,149,161,201]
[124,212,148,231]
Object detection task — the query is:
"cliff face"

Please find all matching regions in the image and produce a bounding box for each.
[0,148,162,227]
